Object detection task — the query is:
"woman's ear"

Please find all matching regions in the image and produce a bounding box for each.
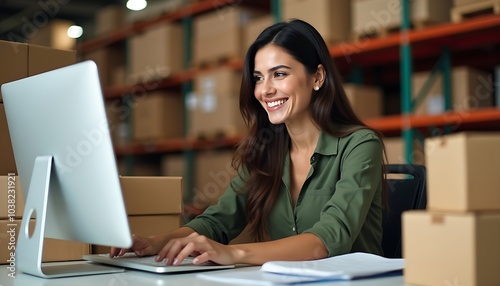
[313,64,326,90]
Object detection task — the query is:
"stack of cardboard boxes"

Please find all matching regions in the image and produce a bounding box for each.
[192,6,264,66]
[352,0,452,38]
[403,132,500,285]
[0,40,91,263]
[281,0,351,44]
[92,176,182,254]
[188,67,244,139]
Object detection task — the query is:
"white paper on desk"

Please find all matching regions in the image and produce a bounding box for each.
[198,269,323,285]
[262,252,405,279]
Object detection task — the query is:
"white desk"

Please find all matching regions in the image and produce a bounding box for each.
[0,262,407,286]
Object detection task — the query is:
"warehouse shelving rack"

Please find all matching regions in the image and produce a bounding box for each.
[78,0,500,214]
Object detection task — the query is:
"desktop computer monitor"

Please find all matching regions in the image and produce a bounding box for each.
[1,61,133,278]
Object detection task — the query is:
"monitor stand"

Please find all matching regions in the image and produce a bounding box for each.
[16,156,124,278]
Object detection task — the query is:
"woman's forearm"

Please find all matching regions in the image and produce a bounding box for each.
[230,233,328,265]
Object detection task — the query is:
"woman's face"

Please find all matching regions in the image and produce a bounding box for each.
[253,44,317,126]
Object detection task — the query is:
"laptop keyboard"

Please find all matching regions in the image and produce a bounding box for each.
[100,253,201,266]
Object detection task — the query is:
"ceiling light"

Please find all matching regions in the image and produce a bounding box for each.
[126,0,147,11]
[67,25,83,39]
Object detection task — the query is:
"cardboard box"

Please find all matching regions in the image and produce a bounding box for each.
[187,93,245,139]
[0,219,90,264]
[454,0,489,6]
[243,15,274,51]
[403,211,500,286]
[282,0,350,43]
[93,176,182,254]
[28,44,77,76]
[129,23,183,83]
[128,215,181,237]
[120,176,182,215]
[193,6,262,65]
[189,67,244,138]
[95,5,125,36]
[132,91,184,142]
[83,44,124,87]
[0,104,16,175]
[0,40,76,102]
[193,150,237,209]
[412,66,493,115]
[29,19,75,50]
[383,137,425,165]
[194,68,242,97]
[92,214,181,254]
[352,0,451,36]
[425,132,500,211]
[0,41,76,175]
[0,41,28,102]
[343,84,383,120]
[0,176,24,219]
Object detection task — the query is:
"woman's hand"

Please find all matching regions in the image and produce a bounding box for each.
[156,232,242,266]
[109,234,160,257]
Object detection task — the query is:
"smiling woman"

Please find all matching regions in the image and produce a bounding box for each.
[111,19,387,267]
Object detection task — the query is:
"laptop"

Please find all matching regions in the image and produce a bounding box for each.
[83,253,235,273]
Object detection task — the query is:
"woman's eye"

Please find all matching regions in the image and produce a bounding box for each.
[275,72,286,78]
[254,75,264,82]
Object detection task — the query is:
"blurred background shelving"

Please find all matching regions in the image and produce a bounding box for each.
[3,0,499,219]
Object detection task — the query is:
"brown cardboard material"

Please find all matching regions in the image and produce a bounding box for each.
[187,93,245,139]
[193,6,263,65]
[0,42,76,176]
[120,176,182,215]
[425,132,500,211]
[0,219,90,264]
[193,68,242,97]
[0,104,17,175]
[92,214,181,254]
[403,211,500,286]
[128,215,181,237]
[28,44,76,76]
[132,91,184,142]
[412,66,493,115]
[352,0,451,36]
[343,84,383,120]
[0,41,28,103]
[129,23,183,83]
[243,15,274,52]
[0,176,24,219]
[282,0,350,43]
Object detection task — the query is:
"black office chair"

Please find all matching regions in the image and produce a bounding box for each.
[382,164,427,259]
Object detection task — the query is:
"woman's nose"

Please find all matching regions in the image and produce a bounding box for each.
[261,79,276,96]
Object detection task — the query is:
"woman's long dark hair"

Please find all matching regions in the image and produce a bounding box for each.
[234,19,385,241]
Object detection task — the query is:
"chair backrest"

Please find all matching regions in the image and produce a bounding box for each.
[382,164,427,258]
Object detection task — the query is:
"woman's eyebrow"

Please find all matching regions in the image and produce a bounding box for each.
[254,65,291,74]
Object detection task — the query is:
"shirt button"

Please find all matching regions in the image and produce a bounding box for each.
[292,226,296,232]
[310,156,316,163]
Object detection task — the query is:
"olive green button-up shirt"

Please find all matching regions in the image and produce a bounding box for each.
[185,128,384,257]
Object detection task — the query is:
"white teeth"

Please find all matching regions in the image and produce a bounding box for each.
[267,99,287,108]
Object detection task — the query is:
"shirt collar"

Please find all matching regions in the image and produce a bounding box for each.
[314,130,339,156]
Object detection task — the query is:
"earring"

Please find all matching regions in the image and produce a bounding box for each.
[314,86,319,91]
